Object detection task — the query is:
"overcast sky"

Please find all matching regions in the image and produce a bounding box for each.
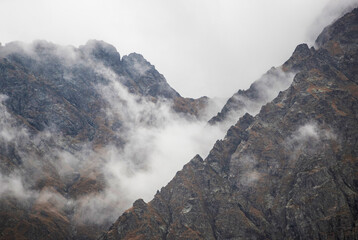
[0,0,357,98]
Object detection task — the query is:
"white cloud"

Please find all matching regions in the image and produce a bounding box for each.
[286,122,336,156]
[0,173,31,199]
[229,154,261,187]
[93,62,225,209]
[0,49,226,225]
[213,68,295,130]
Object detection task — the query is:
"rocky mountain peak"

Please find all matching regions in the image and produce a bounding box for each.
[316,8,358,51]
[122,52,153,78]
[123,52,147,63]
[121,52,180,99]
[283,43,314,69]
[80,39,121,65]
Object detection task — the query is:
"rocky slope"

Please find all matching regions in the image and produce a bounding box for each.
[100,8,358,239]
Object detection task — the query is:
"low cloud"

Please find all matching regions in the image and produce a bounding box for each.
[71,62,226,223]
[0,44,226,227]
[229,154,261,187]
[307,0,358,46]
[228,122,337,188]
[0,173,31,199]
[238,156,260,187]
[287,122,336,148]
[214,67,295,129]
[285,122,337,162]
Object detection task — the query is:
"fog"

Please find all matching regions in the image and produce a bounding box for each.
[287,123,336,147]
[285,122,337,161]
[1,0,357,98]
[214,67,295,130]
[0,173,30,199]
[0,0,356,230]
[0,44,225,225]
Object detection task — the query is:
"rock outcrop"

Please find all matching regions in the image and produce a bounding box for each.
[101,8,358,240]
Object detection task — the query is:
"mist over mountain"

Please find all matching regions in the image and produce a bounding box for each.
[0,5,357,240]
[0,40,224,239]
[100,8,358,240]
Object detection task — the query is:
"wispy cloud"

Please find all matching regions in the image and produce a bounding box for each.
[213,67,295,129]
[0,44,226,226]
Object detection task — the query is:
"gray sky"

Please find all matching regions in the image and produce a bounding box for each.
[0,0,357,98]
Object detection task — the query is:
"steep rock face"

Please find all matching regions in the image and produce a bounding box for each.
[0,57,109,143]
[121,53,180,99]
[101,8,358,239]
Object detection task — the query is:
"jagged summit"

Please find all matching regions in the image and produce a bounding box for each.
[122,52,180,99]
[80,39,121,64]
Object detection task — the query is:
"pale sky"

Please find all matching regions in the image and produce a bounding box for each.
[0,0,357,98]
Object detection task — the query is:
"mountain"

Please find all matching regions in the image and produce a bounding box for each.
[0,40,212,239]
[100,8,358,239]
